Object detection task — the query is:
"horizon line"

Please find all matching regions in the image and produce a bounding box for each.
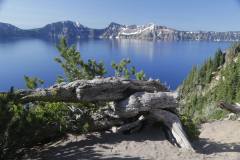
[1,20,240,33]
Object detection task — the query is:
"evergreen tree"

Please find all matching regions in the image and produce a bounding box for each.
[24,76,44,89]
[55,37,107,82]
[179,44,240,123]
[213,49,224,71]
[111,59,146,80]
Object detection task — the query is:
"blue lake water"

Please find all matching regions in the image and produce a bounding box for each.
[0,38,231,91]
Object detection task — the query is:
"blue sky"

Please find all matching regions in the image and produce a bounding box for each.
[0,0,240,31]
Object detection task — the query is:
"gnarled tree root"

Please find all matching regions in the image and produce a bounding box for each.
[149,109,194,151]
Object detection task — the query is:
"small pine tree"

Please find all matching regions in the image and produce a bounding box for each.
[111,58,146,80]
[213,49,222,71]
[55,37,107,82]
[24,76,44,89]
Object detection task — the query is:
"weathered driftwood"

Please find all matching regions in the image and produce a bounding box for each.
[115,92,178,118]
[149,109,194,151]
[109,91,193,151]
[16,77,167,103]
[111,115,146,133]
[218,101,240,114]
[4,77,193,151]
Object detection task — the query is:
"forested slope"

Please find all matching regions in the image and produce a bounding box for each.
[179,43,240,123]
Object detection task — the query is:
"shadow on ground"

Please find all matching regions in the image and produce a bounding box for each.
[193,138,240,154]
[23,125,240,160]
[24,127,166,160]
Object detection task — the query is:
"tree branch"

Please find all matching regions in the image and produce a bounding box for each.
[218,101,240,114]
[13,77,167,103]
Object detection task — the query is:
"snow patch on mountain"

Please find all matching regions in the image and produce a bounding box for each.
[75,21,81,28]
[119,23,156,36]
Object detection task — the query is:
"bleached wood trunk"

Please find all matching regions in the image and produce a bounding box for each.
[115,91,178,118]
[2,77,194,151]
[15,77,167,103]
[149,109,194,151]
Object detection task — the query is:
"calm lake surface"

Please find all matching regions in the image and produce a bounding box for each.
[0,38,231,91]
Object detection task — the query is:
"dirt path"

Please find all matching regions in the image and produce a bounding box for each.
[23,120,240,160]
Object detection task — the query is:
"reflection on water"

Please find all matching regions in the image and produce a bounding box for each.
[0,38,231,91]
[75,39,155,61]
[112,39,155,61]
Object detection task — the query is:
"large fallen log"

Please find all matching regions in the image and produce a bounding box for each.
[2,77,194,151]
[218,101,240,114]
[14,77,167,103]
[115,92,178,118]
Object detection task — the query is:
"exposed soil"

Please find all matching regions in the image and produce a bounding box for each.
[23,120,240,160]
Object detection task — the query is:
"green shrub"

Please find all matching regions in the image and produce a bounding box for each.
[111,58,146,80]
[24,75,44,89]
[180,114,200,141]
[0,88,99,159]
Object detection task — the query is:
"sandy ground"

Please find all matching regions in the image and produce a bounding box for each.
[23,120,240,160]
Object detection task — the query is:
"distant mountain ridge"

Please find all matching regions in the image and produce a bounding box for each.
[1,21,240,41]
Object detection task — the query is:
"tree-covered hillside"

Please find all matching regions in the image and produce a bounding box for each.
[179,43,240,123]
